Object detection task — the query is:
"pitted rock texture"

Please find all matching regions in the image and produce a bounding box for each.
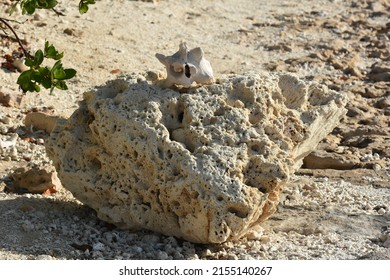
[46,73,347,243]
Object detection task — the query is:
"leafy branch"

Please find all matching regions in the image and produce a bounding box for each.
[0,0,96,93]
[17,41,77,93]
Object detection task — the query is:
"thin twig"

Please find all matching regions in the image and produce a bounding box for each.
[51,8,66,16]
[0,17,33,59]
[0,17,24,24]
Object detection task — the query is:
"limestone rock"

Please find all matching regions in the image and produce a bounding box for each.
[46,72,347,243]
[368,61,390,82]
[0,88,24,107]
[10,164,62,194]
[0,133,18,157]
[303,150,361,170]
[24,112,61,134]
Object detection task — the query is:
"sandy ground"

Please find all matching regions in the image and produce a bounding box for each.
[0,0,389,259]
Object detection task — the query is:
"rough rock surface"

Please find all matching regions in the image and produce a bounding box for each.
[9,164,62,195]
[0,89,23,107]
[24,112,60,134]
[46,72,347,243]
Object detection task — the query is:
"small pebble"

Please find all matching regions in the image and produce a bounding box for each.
[35,211,46,219]
[379,233,389,242]
[12,59,29,72]
[260,235,271,243]
[104,232,113,242]
[0,117,11,124]
[21,221,35,232]
[156,251,169,260]
[203,249,213,257]
[92,242,105,251]
[173,251,184,260]
[132,246,143,253]
[36,255,53,260]
[33,13,43,21]
[227,253,238,260]
[142,234,160,243]
[233,100,245,108]
[245,228,263,240]
[92,251,104,259]
[373,164,381,171]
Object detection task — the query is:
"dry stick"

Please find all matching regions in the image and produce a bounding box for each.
[51,8,66,17]
[0,17,33,59]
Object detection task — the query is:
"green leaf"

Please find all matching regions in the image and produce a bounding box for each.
[79,3,88,14]
[53,68,67,80]
[17,69,33,85]
[34,84,41,92]
[21,0,37,15]
[44,41,63,60]
[34,49,44,66]
[17,69,39,92]
[19,0,59,14]
[79,0,95,14]
[41,76,52,89]
[24,58,34,67]
[38,66,51,76]
[44,41,49,52]
[55,80,68,90]
[31,69,43,82]
[64,68,77,79]
[51,60,62,71]
[51,60,68,80]
[41,0,58,9]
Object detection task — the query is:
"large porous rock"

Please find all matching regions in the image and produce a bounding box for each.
[45,72,347,243]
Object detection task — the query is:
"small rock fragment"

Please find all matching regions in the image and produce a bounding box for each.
[0,89,24,107]
[21,220,35,232]
[92,242,105,251]
[0,182,6,192]
[303,150,361,169]
[12,59,29,72]
[374,96,390,109]
[368,61,390,82]
[10,164,62,194]
[0,133,18,157]
[24,112,60,134]
[245,225,264,240]
[63,28,83,37]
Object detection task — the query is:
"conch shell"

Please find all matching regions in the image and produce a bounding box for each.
[156,42,215,87]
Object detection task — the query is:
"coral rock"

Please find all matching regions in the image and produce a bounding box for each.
[24,112,60,134]
[369,61,390,82]
[0,88,24,107]
[0,133,18,157]
[156,43,214,87]
[10,164,62,194]
[46,72,347,243]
